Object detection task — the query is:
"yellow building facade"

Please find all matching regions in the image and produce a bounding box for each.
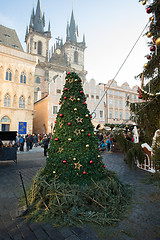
[0,43,37,134]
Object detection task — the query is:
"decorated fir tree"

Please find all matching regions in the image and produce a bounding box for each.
[129,0,160,145]
[44,71,105,184]
[27,72,130,226]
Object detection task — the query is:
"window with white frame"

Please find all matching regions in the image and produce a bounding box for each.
[20,72,26,84]
[115,99,118,107]
[109,110,112,119]
[53,106,58,114]
[126,112,129,119]
[4,93,10,107]
[109,90,112,94]
[115,111,118,119]
[109,99,113,106]
[19,96,25,108]
[100,111,103,118]
[6,68,12,81]
[120,112,123,119]
[119,99,122,108]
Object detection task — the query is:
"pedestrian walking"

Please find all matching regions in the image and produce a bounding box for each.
[43,135,49,156]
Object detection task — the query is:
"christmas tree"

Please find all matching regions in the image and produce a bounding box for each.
[44,71,105,184]
[26,72,130,226]
[130,0,160,144]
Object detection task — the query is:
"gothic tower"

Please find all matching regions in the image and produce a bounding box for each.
[64,9,87,82]
[25,0,51,62]
[49,9,87,83]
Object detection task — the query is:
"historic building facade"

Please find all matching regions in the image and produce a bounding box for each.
[0,0,140,134]
[99,80,140,125]
[25,0,87,102]
[33,73,106,134]
[0,25,37,133]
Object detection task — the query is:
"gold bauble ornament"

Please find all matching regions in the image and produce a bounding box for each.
[68,138,72,141]
[142,0,146,5]
[94,132,97,135]
[86,144,89,148]
[75,79,78,82]
[53,171,56,174]
[155,37,160,47]
[73,157,76,161]
[77,98,80,101]
[81,129,84,132]
[74,108,77,111]
[151,16,154,21]
[144,63,148,68]
[85,114,89,117]
[147,32,152,38]
[98,155,101,158]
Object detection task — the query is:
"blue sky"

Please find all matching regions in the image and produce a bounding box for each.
[0,0,150,87]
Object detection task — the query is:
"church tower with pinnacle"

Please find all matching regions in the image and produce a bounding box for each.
[25,0,51,62]
[25,0,87,101]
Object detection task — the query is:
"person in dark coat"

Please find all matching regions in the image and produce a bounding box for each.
[43,135,49,156]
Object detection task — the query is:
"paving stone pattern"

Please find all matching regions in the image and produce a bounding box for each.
[0,147,160,240]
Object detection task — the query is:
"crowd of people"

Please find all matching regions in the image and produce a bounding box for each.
[0,133,50,156]
[96,132,112,152]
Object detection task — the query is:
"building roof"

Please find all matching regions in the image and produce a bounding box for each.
[0,25,23,51]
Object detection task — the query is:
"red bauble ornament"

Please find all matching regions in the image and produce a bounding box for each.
[147,55,151,59]
[65,87,68,91]
[68,122,71,126]
[88,133,91,136]
[90,115,92,118]
[55,138,58,141]
[83,171,86,175]
[150,46,156,51]
[63,160,67,164]
[89,160,93,164]
[83,102,86,105]
[80,91,83,94]
[55,120,57,123]
[103,165,106,168]
[59,102,61,105]
[60,113,63,117]
[146,7,152,14]
[99,148,101,151]
[64,96,67,100]
[67,72,70,75]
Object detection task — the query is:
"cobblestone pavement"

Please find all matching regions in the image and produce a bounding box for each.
[0,147,160,240]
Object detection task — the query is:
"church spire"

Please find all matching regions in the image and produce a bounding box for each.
[34,0,44,32]
[67,9,78,43]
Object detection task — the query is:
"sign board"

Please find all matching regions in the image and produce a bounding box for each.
[18,122,27,135]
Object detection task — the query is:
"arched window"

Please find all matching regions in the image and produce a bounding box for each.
[19,96,25,108]
[20,72,26,84]
[36,77,40,83]
[38,41,42,55]
[6,68,12,81]
[37,87,40,91]
[1,116,11,123]
[74,51,78,64]
[4,93,10,107]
